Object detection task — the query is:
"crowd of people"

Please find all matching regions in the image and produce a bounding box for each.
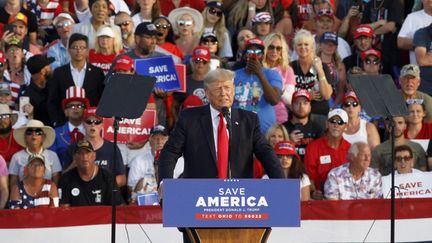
[0,0,431,209]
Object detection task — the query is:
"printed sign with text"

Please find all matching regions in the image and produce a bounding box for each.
[135,56,180,91]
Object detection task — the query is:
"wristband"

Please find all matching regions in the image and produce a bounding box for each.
[248,7,255,11]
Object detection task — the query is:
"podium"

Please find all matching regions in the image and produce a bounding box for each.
[163,179,300,243]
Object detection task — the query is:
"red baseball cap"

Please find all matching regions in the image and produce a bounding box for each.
[354,25,374,39]
[292,89,311,102]
[361,49,381,60]
[83,106,103,120]
[113,55,134,71]
[342,91,359,103]
[245,38,265,49]
[192,45,211,62]
[274,141,299,159]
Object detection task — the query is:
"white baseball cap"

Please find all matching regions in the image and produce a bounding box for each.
[328,108,348,123]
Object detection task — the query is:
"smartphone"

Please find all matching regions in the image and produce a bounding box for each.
[5,24,14,33]
[209,59,220,71]
[248,53,258,59]
[19,96,30,115]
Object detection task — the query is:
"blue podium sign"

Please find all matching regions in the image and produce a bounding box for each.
[163,179,300,227]
[135,56,180,91]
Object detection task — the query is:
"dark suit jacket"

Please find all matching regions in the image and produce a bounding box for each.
[158,105,284,181]
[47,63,105,126]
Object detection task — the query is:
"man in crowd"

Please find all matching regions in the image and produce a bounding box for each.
[324,142,382,200]
[64,107,126,187]
[0,104,21,165]
[50,86,89,166]
[23,54,54,126]
[398,64,432,121]
[371,116,427,176]
[304,108,351,198]
[343,25,374,72]
[47,13,75,70]
[48,33,105,127]
[413,22,432,95]
[158,68,284,181]
[233,38,282,134]
[59,139,123,207]
[394,145,423,174]
[114,11,135,51]
[283,90,325,160]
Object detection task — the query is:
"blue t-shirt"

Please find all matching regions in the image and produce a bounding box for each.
[233,68,282,133]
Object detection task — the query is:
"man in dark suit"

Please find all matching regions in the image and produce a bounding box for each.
[47,33,105,127]
[158,68,284,181]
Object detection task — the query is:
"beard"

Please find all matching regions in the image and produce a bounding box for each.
[0,124,12,135]
[292,110,309,120]
[138,44,151,56]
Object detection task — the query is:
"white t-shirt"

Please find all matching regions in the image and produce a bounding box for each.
[398,10,432,64]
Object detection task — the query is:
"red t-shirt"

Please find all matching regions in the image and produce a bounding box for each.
[0,131,23,166]
[159,0,206,17]
[89,49,125,75]
[404,123,432,139]
[304,136,351,191]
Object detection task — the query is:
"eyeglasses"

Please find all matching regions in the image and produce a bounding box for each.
[55,20,74,29]
[115,21,131,27]
[66,103,86,109]
[395,156,412,162]
[268,45,282,51]
[177,20,193,27]
[208,7,223,17]
[155,23,171,29]
[246,49,263,55]
[85,119,102,125]
[202,39,218,45]
[328,119,345,126]
[70,46,87,51]
[406,98,424,105]
[194,58,208,64]
[365,58,380,65]
[0,114,10,119]
[25,128,44,136]
[343,101,359,108]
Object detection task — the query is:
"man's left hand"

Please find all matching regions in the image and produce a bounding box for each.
[246,58,263,77]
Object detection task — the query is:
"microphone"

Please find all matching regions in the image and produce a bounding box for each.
[221,107,232,179]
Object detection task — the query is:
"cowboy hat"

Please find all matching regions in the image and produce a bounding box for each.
[168,7,203,35]
[0,104,18,125]
[13,119,56,148]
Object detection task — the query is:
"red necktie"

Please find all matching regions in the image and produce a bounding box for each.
[70,128,84,144]
[217,112,228,179]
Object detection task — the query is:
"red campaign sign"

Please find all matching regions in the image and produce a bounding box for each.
[103,109,157,144]
[176,64,186,93]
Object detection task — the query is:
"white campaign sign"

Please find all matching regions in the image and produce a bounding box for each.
[382,171,432,199]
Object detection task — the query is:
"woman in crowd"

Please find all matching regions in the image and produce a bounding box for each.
[152,16,184,61]
[9,155,59,209]
[72,0,119,48]
[227,0,273,33]
[317,32,347,106]
[404,100,432,139]
[342,91,380,149]
[131,0,161,28]
[89,25,124,74]
[8,120,62,190]
[291,29,332,116]
[252,12,273,40]
[274,140,310,201]
[4,40,31,87]
[233,28,256,63]
[263,32,295,124]
[200,1,233,61]
[168,7,204,57]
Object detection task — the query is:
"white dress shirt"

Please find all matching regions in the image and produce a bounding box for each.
[70,62,87,88]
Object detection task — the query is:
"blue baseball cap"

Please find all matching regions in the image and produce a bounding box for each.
[320,32,338,45]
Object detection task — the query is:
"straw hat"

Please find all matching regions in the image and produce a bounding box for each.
[13,119,56,148]
[168,7,203,35]
[0,104,18,125]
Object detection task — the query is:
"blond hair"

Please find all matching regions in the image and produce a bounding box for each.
[199,1,227,53]
[293,29,315,58]
[263,32,291,72]
[94,25,123,55]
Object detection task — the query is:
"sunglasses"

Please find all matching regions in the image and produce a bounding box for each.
[395,156,412,162]
[406,98,424,105]
[246,49,263,55]
[194,58,208,64]
[317,9,333,17]
[85,119,102,125]
[177,20,193,27]
[55,20,74,29]
[25,128,44,136]
[365,58,380,65]
[268,45,282,51]
[202,39,218,45]
[155,23,171,29]
[66,103,86,110]
[343,101,359,108]
[0,114,10,119]
[328,119,345,126]
[208,7,223,17]
[115,21,131,27]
